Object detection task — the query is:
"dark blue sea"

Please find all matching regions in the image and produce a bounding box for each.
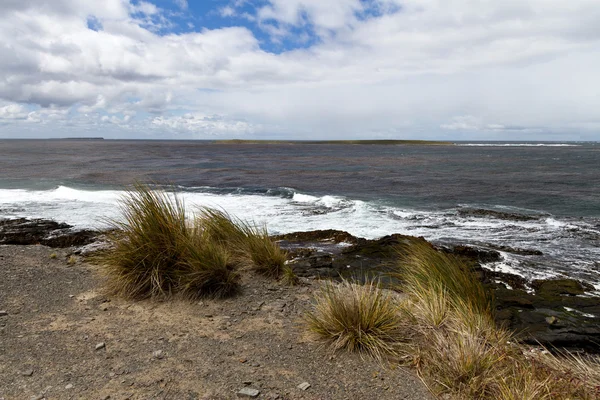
[1,139,599,287]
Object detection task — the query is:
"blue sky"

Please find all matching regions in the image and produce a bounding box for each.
[1,0,599,140]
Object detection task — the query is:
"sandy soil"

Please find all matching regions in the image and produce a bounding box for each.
[0,245,432,400]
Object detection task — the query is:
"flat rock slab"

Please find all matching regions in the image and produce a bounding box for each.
[237,387,260,397]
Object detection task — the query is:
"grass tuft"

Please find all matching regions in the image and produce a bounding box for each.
[393,242,492,317]
[390,243,600,399]
[198,207,287,278]
[95,183,188,299]
[305,279,404,361]
[176,229,241,299]
[280,265,299,286]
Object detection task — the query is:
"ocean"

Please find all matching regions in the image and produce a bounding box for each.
[1,139,599,288]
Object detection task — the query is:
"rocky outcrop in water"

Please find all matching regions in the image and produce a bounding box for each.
[278,230,600,353]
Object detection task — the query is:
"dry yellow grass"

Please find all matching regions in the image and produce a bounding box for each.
[306,279,405,361]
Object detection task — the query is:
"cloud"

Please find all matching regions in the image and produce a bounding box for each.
[151,113,258,136]
[0,0,599,139]
[173,0,188,11]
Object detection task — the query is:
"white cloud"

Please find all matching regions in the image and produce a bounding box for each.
[151,113,258,136]
[173,0,188,11]
[0,0,599,139]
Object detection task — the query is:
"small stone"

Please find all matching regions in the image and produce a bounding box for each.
[153,350,164,359]
[239,358,248,363]
[242,380,253,385]
[237,387,260,398]
[68,295,75,298]
[546,316,558,325]
[0,311,7,317]
[95,342,106,350]
[65,383,74,389]
[297,382,311,391]
[30,395,44,400]
[21,368,34,376]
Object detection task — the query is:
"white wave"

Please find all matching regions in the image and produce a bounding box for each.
[1,185,599,287]
[292,193,319,203]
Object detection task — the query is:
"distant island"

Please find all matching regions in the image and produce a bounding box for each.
[51,137,105,140]
[213,139,453,145]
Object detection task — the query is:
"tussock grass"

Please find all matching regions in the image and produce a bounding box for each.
[391,243,600,399]
[280,265,299,286]
[242,226,288,277]
[95,184,287,300]
[393,242,492,316]
[96,183,188,299]
[198,207,287,278]
[306,279,404,361]
[176,229,240,299]
[496,364,551,400]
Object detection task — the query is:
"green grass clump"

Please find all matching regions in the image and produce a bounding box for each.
[391,243,600,399]
[305,279,403,361]
[95,184,287,300]
[393,242,492,317]
[198,207,287,278]
[280,265,299,286]
[97,183,188,299]
[176,229,240,299]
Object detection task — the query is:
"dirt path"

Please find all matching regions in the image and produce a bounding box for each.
[0,245,432,400]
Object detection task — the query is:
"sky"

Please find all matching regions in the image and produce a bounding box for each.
[0,0,599,140]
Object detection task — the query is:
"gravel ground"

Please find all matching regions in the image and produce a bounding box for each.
[0,244,432,400]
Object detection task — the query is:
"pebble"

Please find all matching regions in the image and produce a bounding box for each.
[65,383,73,389]
[153,350,164,359]
[21,368,34,376]
[297,382,311,391]
[0,310,7,317]
[30,395,44,400]
[236,387,260,398]
[95,342,106,350]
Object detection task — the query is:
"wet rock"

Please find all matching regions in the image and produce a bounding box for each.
[274,230,358,244]
[531,279,595,297]
[485,243,543,256]
[457,208,540,221]
[494,282,600,352]
[441,245,501,264]
[0,218,98,248]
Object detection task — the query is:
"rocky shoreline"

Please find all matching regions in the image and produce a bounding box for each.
[2,218,599,353]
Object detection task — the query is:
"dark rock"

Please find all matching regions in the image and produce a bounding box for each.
[0,218,98,248]
[458,208,540,221]
[485,243,543,256]
[273,230,358,244]
[494,288,535,309]
[441,245,502,264]
[531,279,595,297]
